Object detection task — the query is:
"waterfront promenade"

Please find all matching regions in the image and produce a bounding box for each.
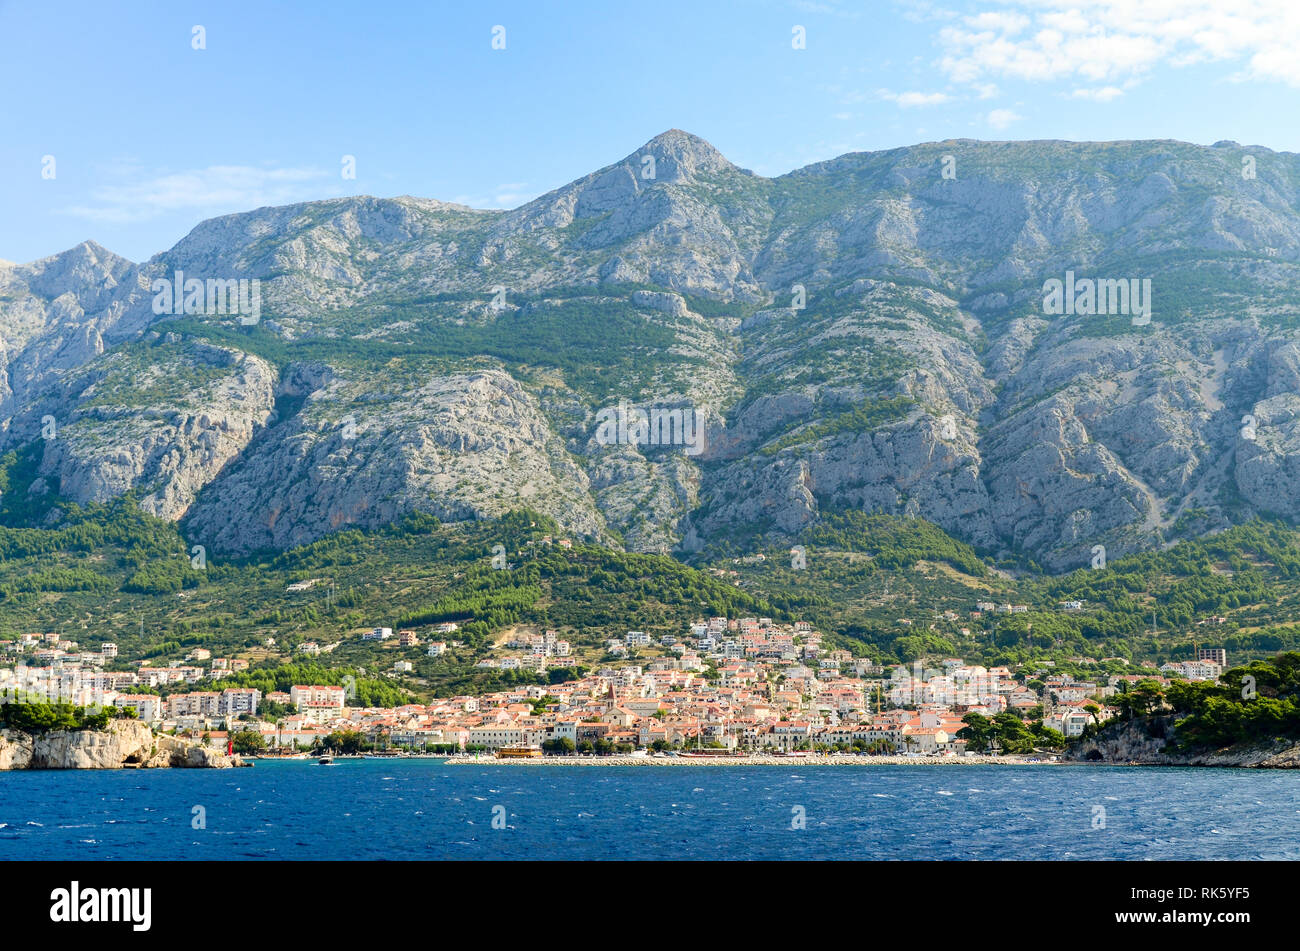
[444,753,1060,766]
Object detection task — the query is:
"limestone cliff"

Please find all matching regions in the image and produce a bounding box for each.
[0,719,239,769]
[6,133,1300,568]
[1069,715,1300,768]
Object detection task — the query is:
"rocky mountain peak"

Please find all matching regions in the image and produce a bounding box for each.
[24,240,135,290]
[7,135,1300,570]
[630,129,744,181]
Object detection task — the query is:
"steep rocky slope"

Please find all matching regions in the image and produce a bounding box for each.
[4,131,1300,569]
[0,719,237,769]
[1070,716,1300,768]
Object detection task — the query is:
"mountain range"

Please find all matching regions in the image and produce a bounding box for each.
[4,129,1300,572]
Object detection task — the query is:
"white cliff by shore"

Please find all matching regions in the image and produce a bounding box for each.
[1068,716,1300,768]
[0,718,240,769]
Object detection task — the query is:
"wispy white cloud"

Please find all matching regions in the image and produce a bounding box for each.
[450,183,542,208]
[896,0,960,23]
[878,88,954,106]
[966,10,1031,34]
[1070,85,1126,101]
[791,0,866,17]
[986,108,1025,129]
[61,165,337,223]
[936,0,1300,91]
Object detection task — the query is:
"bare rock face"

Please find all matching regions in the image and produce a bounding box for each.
[7,134,1300,567]
[27,719,156,769]
[37,342,277,519]
[154,732,239,768]
[0,241,148,431]
[0,730,33,769]
[1235,343,1300,513]
[184,368,603,554]
[702,414,998,547]
[0,719,236,769]
[1068,717,1179,764]
[588,447,701,554]
[1070,716,1300,768]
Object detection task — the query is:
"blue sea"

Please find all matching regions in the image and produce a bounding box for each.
[0,760,1296,860]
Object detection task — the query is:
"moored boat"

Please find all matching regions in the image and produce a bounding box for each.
[495,747,542,759]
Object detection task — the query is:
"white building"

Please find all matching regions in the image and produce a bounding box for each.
[115,694,163,722]
[219,687,262,717]
[467,726,543,749]
[289,684,346,720]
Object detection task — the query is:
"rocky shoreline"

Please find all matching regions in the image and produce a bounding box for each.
[0,719,242,769]
[1067,717,1300,768]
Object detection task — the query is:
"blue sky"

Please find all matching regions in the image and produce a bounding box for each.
[2,0,1298,263]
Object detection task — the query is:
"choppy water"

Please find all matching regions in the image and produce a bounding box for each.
[0,760,1294,860]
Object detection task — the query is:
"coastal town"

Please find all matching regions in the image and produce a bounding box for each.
[0,614,1232,758]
